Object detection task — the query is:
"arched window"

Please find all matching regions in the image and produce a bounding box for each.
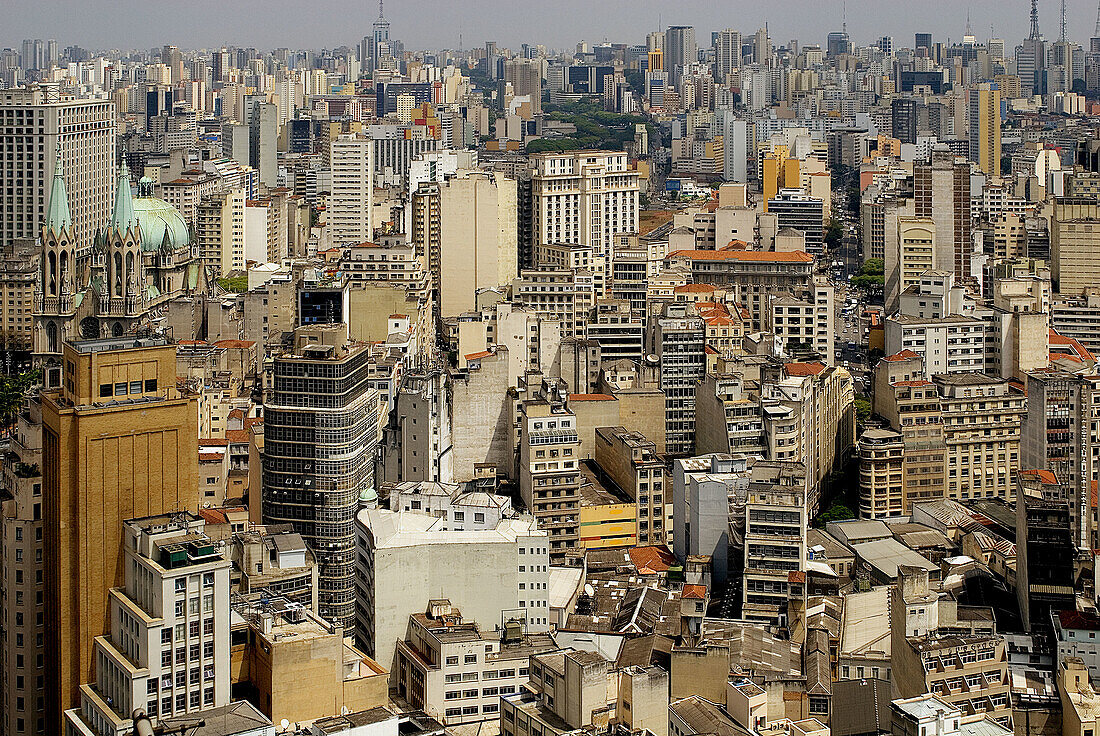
[126,252,135,294]
[46,321,58,354]
[113,252,123,297]
[47,252,57,296]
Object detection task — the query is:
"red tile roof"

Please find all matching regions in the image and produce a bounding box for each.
[213,339,256,349]
[628,546,676,573]
[674,284,717,293]
[464,350,492,361]
[883,349,920,362]
[784,362,826,376]
[569,393,615,401]
[1020,469,1058,484]
[681,584,708,600]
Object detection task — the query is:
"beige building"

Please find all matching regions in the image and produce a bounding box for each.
[530,151,641,296]
[1059,657,1100,736]
[328,134,375,246]
[394,600,557,726]
[230,595,386,726]
[933,374,1024,502]
[500,649,616,736]
[1052,198,1100,296]
[196,187,246,274]
[43,336,199,726]
[857,428,906,518]
[889,217,936,312]
[0,240,38,354]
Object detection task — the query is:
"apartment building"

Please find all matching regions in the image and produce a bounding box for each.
[768,278,834,364]
[355,509,549,670]
[196,187,246,274]
[647,303,706,456]
[62,513,231,735]
[394,601,557,726]
[513,269,594,339]
[593,426,670,547]
[858,428,906,518]
[664,249,815,331]
[339,240,428,296]
[933,374,1024,503]
[737,486,807,623]
[518,390,582,557]
[328,134,374,246]
[500,649,615,736]
[884,315,988,379]
[694,372,765,456]
[530,151,641,296]
[0,239,38,354]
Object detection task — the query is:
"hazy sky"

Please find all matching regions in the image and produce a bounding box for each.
[5,0,1099,53]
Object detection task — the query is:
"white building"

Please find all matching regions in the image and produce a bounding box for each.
[355,510,550,670]
[328,135,374,246]
[884,315,989,380]
[63,513,232,735]
[530,151,641,296]
[388,482,514,530]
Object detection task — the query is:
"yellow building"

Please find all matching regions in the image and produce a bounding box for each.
[578,502,638,549]
[43,336,199,724]
[968,83,1001,178]
[760,145,802,211]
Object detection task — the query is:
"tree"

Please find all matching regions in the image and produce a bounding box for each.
[816,503,856,526]
[0,369,39,433]
[854,396,873,423]
[825,219,844,250]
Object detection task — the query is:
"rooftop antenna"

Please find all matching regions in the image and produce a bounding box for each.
[1030,0,1041,40]
[843,0,847,36]
[1095,0,1100,36]
[1061,0,1068,42]
[378,0,384,19]
[966,8,972,36]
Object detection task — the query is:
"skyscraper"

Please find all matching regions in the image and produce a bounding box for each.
[715,29,742,81]
[1017,0,1047,96]
[327,134,374,246]
[664,26,697,83]
[263,321,380,627]
[968,83,1002,177]
[42,336,200,728]
[914,146,972,277]
[0,86,115,255]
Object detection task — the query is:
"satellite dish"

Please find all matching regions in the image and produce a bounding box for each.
[281,719,291,731]
[584,583,595,596]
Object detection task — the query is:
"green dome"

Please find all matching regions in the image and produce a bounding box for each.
[132,196,190,253]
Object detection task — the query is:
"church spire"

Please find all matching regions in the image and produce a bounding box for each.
[45,141,72,234]
[110,159,135,234]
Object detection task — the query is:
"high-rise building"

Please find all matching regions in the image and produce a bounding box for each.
[503,58,542,114]
[827,31,851,57]
[328,134,374,246]
[0,86,115,255]
[411,171,518,320]
[715,29,742,81]
[262,322,380,628]
[664,26,697,82]
[1018,0,1047,96]
[249,101,278,189]
[1,397,46,736]
[529,150,640,297]
[647,303,705,456]
[62,513,232,733]
[42,336,200,728]
[914,146,972,277]
[968,83,1001,177]
[891,96,921,144]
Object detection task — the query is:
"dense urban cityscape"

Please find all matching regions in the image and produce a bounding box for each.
[6,2,1100,736]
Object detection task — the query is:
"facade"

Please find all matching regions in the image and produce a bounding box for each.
[518,389,582,558]
[884,316,988,379]
[914,146,971,277]
[42,336,199,726]
[530,151,640,296]
[262,323,381,628]
[647,304,705,456]
[394,600,557,726]
[593,426,670,547]
[0,86,116,254]
[196,187,247,274]
[63,513,231,735]
[328,135,375,246]
[967,84,1001,178]
[355,509,549,670]
[739,486,807,623]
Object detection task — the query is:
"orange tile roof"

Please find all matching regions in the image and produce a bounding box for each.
[199,452,225,462]
[681,584,708,600]
[1050,329,1095,362]
[628,545,676,573]
[569,393,615,401]
[893,380,935,387]
[213,339,256,349]
[668,249,814,263]
[1020,469,1058,484]
[225,430,250,443]
[784,362,827,376]
[199,438,229,447]
[884,349,920,362]
[464,350,492,360]
[721,240,750,250]
[674,284,717,293]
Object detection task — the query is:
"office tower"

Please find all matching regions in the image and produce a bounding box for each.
[249,101,278,189]
[161,44,182,83]
[503,58,542,114]
[715,29,742,80]
[891,96,920,144]
[736,485,807,623]
[914,146,971,276]
[411,171,518,320]
[647,303,705,456]
[211,48,229,84]
[1015,472,1076,634]
[1051,198,1100,296]
[0,86,115,255]
[827,31,851,57]
[42,336,200,728]
[968,83,1001,177]
[45,39,57,68]
[754,27,772,65]
[915,32,933,53]
[664,26,697,82]
[62,513,231,732]
[328,135,374,246]
[716,110,748,182]
[529,150,640,297]
[21,39,35,70]
[879,36,894,55]
[263,322,380,628]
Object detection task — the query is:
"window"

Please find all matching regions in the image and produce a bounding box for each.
[99,384,112,397]
[145,379,158,393]
[446,656,459,666]
[129,380,143,394]
[114,382,128,396]
[465,655,477,664]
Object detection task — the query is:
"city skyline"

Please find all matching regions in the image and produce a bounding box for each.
[6,0,1100,53]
